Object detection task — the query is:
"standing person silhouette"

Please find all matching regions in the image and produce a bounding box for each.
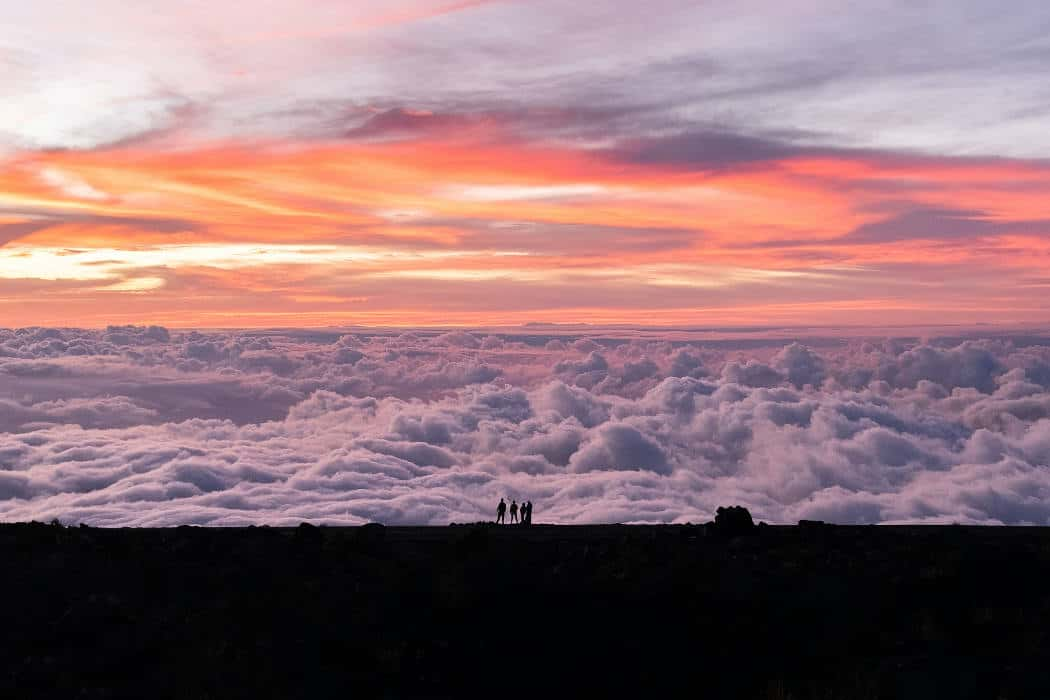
[510,500,519,524]
[496,498,506,524]
[525,501,533,525]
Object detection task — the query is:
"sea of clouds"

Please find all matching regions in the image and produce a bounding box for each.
[1,325,1050,526]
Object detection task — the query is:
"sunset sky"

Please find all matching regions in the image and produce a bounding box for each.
[5,2,1050,527]
[3,0,1049,327]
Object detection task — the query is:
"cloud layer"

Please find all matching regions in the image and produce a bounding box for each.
[2,326,1049,526]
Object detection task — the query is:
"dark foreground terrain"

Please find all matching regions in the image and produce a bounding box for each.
[4,521,1050,699]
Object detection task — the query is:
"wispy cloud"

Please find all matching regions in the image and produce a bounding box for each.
[1,1,1049,325]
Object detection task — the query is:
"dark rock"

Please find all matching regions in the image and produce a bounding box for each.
[295,522,323,544]
[353,522,386,549]
[713,505,756,536]
[360,522,385,537]
[455,525,490,556]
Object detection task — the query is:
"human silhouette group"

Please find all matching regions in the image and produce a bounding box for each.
[496,498,533,525]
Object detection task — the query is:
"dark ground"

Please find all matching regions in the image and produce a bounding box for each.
[4,521,1050,699]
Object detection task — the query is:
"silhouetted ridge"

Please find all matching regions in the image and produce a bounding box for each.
[2,520,1049,699]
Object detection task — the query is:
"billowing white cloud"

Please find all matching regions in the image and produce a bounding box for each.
[2,326,1050,526]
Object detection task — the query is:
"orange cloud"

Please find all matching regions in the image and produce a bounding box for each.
[1,134,1049,327]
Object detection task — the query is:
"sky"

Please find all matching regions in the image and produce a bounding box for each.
[4,4,1050,527]
[2,0,1050,327]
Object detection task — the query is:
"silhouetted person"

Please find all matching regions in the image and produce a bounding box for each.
[525,501,533,525]
[510,500,519,524]
[496,498,506,524]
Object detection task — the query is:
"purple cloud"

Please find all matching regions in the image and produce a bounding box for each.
[2,326,1050,526]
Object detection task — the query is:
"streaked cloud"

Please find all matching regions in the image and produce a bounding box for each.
[442,184,608,202]
[1,1,1048,325]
